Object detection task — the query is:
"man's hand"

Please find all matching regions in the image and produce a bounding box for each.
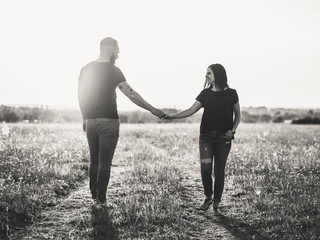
[82,121,86,132]
[151,108,166,119]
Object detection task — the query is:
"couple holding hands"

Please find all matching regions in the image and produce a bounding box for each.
[78,37,241,215]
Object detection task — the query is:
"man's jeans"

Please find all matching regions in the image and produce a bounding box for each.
[86,118,119,202]
[199,131,231,203]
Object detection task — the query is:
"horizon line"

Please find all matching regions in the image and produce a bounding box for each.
[1,103,319,111]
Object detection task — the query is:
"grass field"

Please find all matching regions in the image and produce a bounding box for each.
[0,123,319,239]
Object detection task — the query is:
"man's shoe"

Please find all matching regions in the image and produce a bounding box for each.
[199,198,212,210]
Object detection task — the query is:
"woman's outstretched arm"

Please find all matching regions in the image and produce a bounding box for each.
[165,101,202,119]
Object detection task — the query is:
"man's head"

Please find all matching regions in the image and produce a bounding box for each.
[100,37,119,64]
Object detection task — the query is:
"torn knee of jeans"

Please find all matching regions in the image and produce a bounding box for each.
[201,158,211,164]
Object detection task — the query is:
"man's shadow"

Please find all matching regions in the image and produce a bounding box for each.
[91,204,118,240]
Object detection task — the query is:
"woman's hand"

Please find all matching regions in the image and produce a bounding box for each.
[224,130,234,139]
[82,121,86,132]
[162,101,202,120]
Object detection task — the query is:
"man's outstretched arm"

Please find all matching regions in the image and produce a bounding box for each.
[118,81,165,119]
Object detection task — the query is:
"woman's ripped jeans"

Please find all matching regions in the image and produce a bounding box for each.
[199,131,231,203]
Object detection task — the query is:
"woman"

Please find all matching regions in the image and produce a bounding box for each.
[164,63,240,215]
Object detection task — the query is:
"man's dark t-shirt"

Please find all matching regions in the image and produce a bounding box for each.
[78,62,126,119]
[196,88,239,133]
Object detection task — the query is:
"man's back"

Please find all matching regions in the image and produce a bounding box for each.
[78,37,164,204]
[78,62,126,119]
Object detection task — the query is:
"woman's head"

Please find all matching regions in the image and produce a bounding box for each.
[204,63,229,90]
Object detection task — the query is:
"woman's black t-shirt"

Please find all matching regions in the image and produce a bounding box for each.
[196,88,239,134]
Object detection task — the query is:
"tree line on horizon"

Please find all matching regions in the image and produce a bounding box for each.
[0,105,319,124]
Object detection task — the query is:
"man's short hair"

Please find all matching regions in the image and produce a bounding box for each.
[100,37,118,50]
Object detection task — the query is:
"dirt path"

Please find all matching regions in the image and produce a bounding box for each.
[10,163,265,240]
[178,164,269,240]
[9,166,128,240]
[177,165,237,240]
[10,180,92,240]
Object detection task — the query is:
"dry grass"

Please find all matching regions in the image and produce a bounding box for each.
[0,124,89,237]
[1,123,319,239]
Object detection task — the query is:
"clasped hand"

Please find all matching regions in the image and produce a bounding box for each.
[151,108,170,120]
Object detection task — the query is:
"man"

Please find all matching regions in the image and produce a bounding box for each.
[78,37,165,203]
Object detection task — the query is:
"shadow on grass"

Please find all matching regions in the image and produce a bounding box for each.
[213,214,270,240]
[91,204,118,240]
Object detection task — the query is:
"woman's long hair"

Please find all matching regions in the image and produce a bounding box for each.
[203,63,229,90]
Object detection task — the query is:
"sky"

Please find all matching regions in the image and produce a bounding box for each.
[0,0,319,110]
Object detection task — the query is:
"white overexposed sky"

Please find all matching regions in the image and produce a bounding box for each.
[0,0,319,110]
